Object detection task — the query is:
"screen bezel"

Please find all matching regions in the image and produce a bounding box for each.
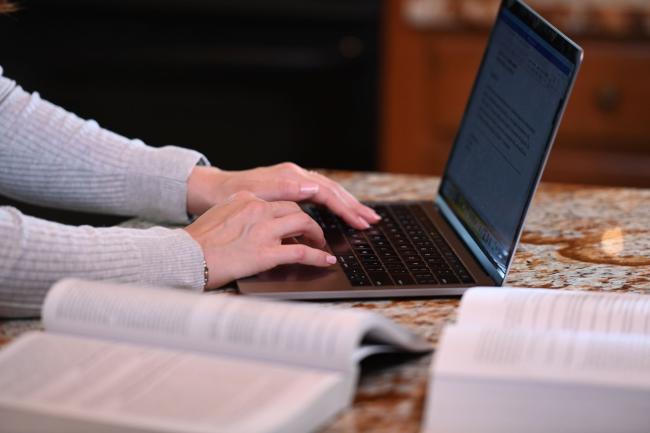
[437,0,584,284]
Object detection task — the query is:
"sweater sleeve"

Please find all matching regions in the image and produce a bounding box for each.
[0,67,208,223]
[0,207,206,318]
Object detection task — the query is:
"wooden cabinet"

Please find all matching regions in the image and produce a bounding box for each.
[381,0,650,187]
[547,40,650,186]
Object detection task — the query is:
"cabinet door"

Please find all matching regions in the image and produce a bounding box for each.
[381,0,650,186]
[545,39,650,186]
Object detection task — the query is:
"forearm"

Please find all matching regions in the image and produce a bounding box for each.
[0,69,206,223]
[0,207,205,318]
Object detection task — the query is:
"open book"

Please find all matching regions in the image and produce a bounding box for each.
[423,287,650,433]
[0,279,430,433]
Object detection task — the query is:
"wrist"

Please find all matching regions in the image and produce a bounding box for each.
[184,226,231,289]
[186,166,229,215]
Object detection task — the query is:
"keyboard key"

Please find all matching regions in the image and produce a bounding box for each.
[315,203,476,287]
[410,267,429,273]
[343,267,365,276]
[386,266,408,274]
[368,272,393,286]
[437,272,459,284]
[350,280,370,286]
[415,276,438,284]
[325,230,352,255]
[393,274,415,285]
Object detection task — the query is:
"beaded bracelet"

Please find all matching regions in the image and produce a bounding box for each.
[202,260,209,290]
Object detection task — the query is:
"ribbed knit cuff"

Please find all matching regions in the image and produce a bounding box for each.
[129,227,206,291]
[0,69,16,103]
[124,145,209,224]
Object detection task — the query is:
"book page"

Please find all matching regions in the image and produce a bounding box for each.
[42,279,427,373]
[424,325,650,433]
[434,325,650,389]
[457,287,650,335]
[0,332,351,433]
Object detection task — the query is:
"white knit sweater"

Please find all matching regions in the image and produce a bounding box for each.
[0,67,207,318]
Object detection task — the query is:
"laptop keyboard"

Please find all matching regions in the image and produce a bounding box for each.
[305,204,475,287]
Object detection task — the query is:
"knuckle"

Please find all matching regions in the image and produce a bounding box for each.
[278,200,300,215]
[243,200,266,215]
[296,212,312,226]
[314,172,333,184]
[279,162,301,174]
[287,201,302,213]
[231,190,255,201]
[292,246,307,261]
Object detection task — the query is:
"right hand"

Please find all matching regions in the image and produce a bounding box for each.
[184,191,337,289]
[186,163,381,229]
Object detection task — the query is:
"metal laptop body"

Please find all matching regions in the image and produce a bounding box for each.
[237,0,583,300]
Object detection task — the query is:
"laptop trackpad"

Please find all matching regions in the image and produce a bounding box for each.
[249,264,336,282]
[237,263,353,295]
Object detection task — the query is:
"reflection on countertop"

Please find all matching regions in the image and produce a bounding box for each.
[2,171,649,433]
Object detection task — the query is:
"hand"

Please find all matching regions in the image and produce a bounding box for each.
[186,162,380,229]
[184,191,337,289]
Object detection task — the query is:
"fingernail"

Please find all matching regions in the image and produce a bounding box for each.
[300,183,319,194]
[370,210,381,221]
[358,217,371,229]
[326,255,337,264]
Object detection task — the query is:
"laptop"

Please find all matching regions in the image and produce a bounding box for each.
[238,0,583,300]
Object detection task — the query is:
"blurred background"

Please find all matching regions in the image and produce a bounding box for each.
[0,0,380,172]
[1,0,649,223]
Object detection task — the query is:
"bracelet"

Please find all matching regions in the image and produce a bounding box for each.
[202,260,209,290]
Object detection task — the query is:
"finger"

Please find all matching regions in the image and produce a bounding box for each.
[309,172,380,223]
[305,181,371,229]
[251,178,321,203]
[267,200,304,218]
[266,212,326,248]
[270,244,337,267]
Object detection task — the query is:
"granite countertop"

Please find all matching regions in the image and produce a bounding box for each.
[405,0,650,39]
[2,171,650,432]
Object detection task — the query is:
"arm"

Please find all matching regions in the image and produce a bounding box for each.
[0,206,205,318]
[0,68,205,223]
[0,68,379,227]
[0,192,338,318]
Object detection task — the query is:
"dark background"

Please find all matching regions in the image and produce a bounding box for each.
[0,0,381,224]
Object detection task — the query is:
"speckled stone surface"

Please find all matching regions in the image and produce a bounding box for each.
[2,171,649,433]
[406,0,650,38]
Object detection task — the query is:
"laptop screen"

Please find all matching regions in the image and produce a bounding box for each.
[439,0,581,280]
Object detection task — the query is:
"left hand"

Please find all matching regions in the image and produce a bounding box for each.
[186,162,380,229]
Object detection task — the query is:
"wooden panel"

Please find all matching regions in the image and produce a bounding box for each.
[558,39,650,153]
[541,38,650,185]
[381,0,441,174]
[381,0,650,186]
[381,25,487,175]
